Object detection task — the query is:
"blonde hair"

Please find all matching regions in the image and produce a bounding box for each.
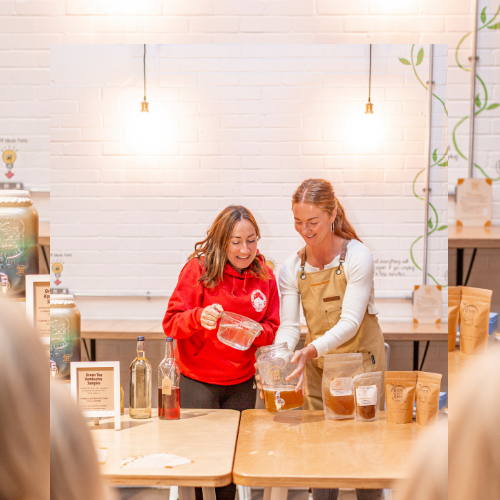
[188,205,269,288]
[0,299,50,500]
[292,179,362,242]
[51,381,117,500]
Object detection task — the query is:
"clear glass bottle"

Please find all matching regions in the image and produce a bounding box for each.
[129,336,152,419]
[158,337,181,420]
[0,190,39,297]
[50,294,81,380]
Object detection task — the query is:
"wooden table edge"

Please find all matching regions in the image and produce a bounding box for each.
[105,473,233,488]
[232,473,399,489]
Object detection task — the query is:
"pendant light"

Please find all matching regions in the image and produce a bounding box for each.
[141,44,149,112]
[365,44,374,114]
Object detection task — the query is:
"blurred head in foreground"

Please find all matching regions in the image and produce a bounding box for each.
[397,344,500,500]
[0,299,116,500]
[51,381,117,500]
[0,299,50,500]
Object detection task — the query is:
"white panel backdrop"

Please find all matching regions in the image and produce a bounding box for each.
[50,44,448,321]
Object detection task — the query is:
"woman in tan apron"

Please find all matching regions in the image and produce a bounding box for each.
[275,179,386,500]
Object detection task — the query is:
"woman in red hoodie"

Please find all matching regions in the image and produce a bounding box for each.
[163,205,279,500]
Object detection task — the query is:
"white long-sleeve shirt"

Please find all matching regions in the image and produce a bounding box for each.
[275,239,378,357]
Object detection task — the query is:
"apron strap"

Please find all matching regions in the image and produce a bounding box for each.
[336,238,351,275]
[298,238,351,279]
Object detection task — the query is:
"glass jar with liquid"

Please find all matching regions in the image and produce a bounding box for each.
[0,190,39,297]
[50,294,81,380]
[129,336,152,419]
[257,343,303,412]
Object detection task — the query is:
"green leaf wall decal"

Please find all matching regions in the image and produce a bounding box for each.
[488,22,500,29]
[399,58,411,65]
[438,161,448,167]
[475,94,481,108]
[432,149,437,162]
[416,48,424,66]
[481,7,487,24]
[428,219,433,229]
[437,225,448,231]
[487,103,500,110]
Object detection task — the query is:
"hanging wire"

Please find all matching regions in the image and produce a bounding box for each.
[143,43,146,102]
[368,43,372,103]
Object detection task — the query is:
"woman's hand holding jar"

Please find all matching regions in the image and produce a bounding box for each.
[200,304,223,330]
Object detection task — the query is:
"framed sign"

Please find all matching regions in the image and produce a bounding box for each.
[25,274,50,343]
[70,361,121,430]
[456,178,492,227]
[413,285,442,324]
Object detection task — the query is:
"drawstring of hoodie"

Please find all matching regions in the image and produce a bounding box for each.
[230,271,248,297]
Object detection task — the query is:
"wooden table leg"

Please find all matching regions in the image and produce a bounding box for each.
[179,487,196,500]
[264,487,272,500]
[413,340,419,371]
[457,248,464,286]
[270,487,288,500]
[202,487,216,500]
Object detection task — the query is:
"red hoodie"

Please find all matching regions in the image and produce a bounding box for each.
[163,255,280,385]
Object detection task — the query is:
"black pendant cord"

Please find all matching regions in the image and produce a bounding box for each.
[143,43,146,102]
[368,43,372,104]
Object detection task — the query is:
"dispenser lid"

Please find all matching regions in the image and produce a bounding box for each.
[0,190,32,204]
[50,294,75,305]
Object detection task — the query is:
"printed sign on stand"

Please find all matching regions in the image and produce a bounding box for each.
[25,275,50,344]
[70,361,121,430]
[413,285,442,325]
[456,178,492,227]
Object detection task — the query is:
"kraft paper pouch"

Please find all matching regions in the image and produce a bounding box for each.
[322,353,363,420]
[385,371,416,424]
[353,371,382,422]
[459,287,492,355]
[448,287,461,352]
[415,371,442,426]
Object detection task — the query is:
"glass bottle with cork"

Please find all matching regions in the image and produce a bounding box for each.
[158,337,180,420]
[129,336,152,419]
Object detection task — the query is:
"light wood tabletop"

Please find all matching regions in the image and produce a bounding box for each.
[81,320,447,342]
[233,409,425,490]
[448,225,500,248]
[89,409,240,489]
[40,220,50,246]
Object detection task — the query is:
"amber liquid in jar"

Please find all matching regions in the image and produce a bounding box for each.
[158,387,180,420]
[264,387,303,412]
[323,387,355,416]
[356,404,376,419]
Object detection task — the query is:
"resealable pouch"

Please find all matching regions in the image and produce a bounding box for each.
[415,371,442,426]
[353,371,382,422]
[459,287,492,355]
[322,353,363,420]
[448,287,461,352]
[385,371,417,424]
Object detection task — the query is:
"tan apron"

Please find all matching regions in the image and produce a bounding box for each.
[297,239,386,410]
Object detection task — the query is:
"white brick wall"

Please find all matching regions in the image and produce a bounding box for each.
[50,43,448,319]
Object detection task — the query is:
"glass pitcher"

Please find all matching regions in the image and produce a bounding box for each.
[257,342,303,412]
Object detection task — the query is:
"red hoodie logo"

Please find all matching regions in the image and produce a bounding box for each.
[251,290,267,312]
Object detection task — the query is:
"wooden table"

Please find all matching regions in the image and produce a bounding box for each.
[233,409,424,496]
[90,409,240,499]
[448,226,500,285]
[82,319,446,369]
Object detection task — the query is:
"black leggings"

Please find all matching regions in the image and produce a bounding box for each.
[180,373,257,500]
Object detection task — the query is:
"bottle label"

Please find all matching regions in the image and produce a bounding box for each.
[162,377,172,395]
[356,385,378,406]
[330,377,353,396]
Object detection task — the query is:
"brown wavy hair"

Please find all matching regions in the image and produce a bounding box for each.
[291,179,362,242]
[188,205,270,288]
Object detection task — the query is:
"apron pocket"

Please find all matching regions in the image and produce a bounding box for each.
[325,305,342,329]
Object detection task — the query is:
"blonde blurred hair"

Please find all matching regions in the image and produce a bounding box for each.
[397,345,500,500]
[51,381,117,500]
[0,299,50,500]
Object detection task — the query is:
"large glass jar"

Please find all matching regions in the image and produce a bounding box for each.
[50,294,81,380]
[0,190,39,297]
[257,342,303,412]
